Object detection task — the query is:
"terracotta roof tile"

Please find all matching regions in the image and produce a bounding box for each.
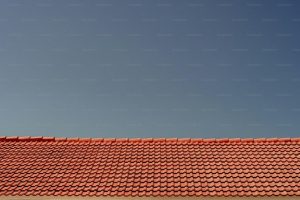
[0,136,299,197]
[54,137,67,141]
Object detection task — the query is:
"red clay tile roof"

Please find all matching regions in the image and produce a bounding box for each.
[0,136,299,197]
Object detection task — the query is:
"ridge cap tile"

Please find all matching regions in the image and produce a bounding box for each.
[203,138,216,142]
[103,138,116,142]
[216,138,229,142]
[142,138,153,142]
[153,138,166,142]
[228,138,241,142]
[241,138,254,142]
[91,138,104,142]
[278,138,291,142]
[266,137,278,142]
[5,136,19,141]
[129,138,141,142]
[253,138,266,142]
[178,138,191,142]
[166,138,178,142]
[30,136,44,141]
[67,137,79,141]
[42,136,55,141]
[190,138,203,143]
[78,137,92,142]
[17,136,31,141]
[55,137,67,141]
[291,137,300,142]
[115,138,128,142]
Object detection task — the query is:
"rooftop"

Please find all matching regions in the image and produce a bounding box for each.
[0,136,299,197]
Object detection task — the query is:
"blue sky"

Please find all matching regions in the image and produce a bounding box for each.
[0,0,300,138]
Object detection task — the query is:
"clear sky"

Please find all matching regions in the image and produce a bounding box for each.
[0,0,300,138]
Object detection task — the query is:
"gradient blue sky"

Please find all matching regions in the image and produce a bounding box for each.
[0,0,300,138]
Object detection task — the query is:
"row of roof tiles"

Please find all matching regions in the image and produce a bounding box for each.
[2,190,300,197]
[1,136,300,143]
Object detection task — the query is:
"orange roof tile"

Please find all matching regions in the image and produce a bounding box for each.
[0,136,299,197]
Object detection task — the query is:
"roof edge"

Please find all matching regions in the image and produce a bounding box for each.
[0,136,299,143]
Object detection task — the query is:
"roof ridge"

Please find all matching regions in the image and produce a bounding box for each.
[0,136,299,143]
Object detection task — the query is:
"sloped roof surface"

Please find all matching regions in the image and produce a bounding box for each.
[0,136,299,197]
